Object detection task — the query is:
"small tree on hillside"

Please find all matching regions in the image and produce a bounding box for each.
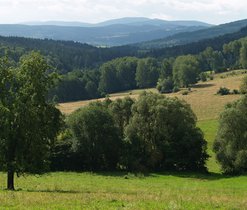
[0,53,63,190]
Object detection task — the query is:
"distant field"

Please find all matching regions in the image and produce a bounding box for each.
[58,70,246,121]
[1,172,247,209]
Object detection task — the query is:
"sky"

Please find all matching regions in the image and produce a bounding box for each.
[0,0,246,25]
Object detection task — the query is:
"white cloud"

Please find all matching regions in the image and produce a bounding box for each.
[0,0,246,24]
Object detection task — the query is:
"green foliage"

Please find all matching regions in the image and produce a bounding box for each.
[232,89,240,95]
[159,58,174,79]
[200,72,208,82]
[217,87,230,95]
[240,42,247,68]
[67,103,122,171]
[240,75,247,94]
[214,96,247,174]
[173,55,200,87]
[136,58,160,88]
[99,57,138,94]
[156,77,174,93]
[181,90,190,95]
[124,92,208,172]
[0,52,63,189]
[108,97,135,137]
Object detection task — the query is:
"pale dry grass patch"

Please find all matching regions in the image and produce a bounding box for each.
[58,70,247,121]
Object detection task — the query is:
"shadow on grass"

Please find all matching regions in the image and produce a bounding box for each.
[191,83,215,89]
[152,171,232,181]
[94,171,233,181]
[24,189,84,194]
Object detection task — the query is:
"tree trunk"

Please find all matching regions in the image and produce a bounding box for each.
[7,170,15,190]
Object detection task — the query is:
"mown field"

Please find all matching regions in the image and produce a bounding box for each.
[1,70,247,209]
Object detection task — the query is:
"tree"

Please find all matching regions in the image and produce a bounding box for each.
[240,42,247,69]
[156,77,174,93]
[135,58,159,88]
[124,92,208,172]
[108,97,135,137]
[0,52,63,190]
[240,75,247,94]
[115,57,138,91]
[173,55,200,87]
[98,62,119,94]
[213,96,247,174]
[159,58,174,79]
[67,103,121,171]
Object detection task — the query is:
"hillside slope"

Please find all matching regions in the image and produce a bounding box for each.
[136,19,247,49]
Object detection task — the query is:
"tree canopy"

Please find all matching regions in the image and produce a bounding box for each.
[214,96,247,174]
[124,92,208,172]
[0,52,63,190]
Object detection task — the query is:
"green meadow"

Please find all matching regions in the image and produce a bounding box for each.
[1,71,247,209]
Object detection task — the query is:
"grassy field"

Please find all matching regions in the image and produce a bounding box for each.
[1,70,247,209]
[1,171,247,209]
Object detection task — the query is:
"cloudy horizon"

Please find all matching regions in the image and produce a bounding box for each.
[0,0,246,25]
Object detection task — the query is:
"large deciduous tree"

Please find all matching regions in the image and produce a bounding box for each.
[0,52,63,190]
[67,103,121,171]
[124,92,208,172]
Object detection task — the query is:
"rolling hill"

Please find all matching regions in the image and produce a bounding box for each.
[0,17,211,46]
[136,19,247,49]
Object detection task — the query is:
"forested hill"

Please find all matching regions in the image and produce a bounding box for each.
[135,19,247,49]
[0,36,137,73]
[148,26,247,58]
[1,26,247,74]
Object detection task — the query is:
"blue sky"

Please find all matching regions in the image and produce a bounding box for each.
[0,0,246,24]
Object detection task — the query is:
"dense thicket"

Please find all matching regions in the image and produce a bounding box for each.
[52,93,208,172]
[124,92,208,171]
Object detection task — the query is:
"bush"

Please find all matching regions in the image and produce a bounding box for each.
[173,86,180,93]
[209,75,214,80]
[217,87,230,95]
[182,91,189,95]
[240,75,247,94]
[232,89,240,95]
[156,77,174,93]
[200,72,207,82]
[214,96,247,174]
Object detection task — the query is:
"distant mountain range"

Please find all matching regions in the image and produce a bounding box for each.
[135,19,247,49]
[0,17,212,46]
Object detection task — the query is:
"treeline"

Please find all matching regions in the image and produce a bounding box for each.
[51,93,208,172]
[50,36,247,102]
